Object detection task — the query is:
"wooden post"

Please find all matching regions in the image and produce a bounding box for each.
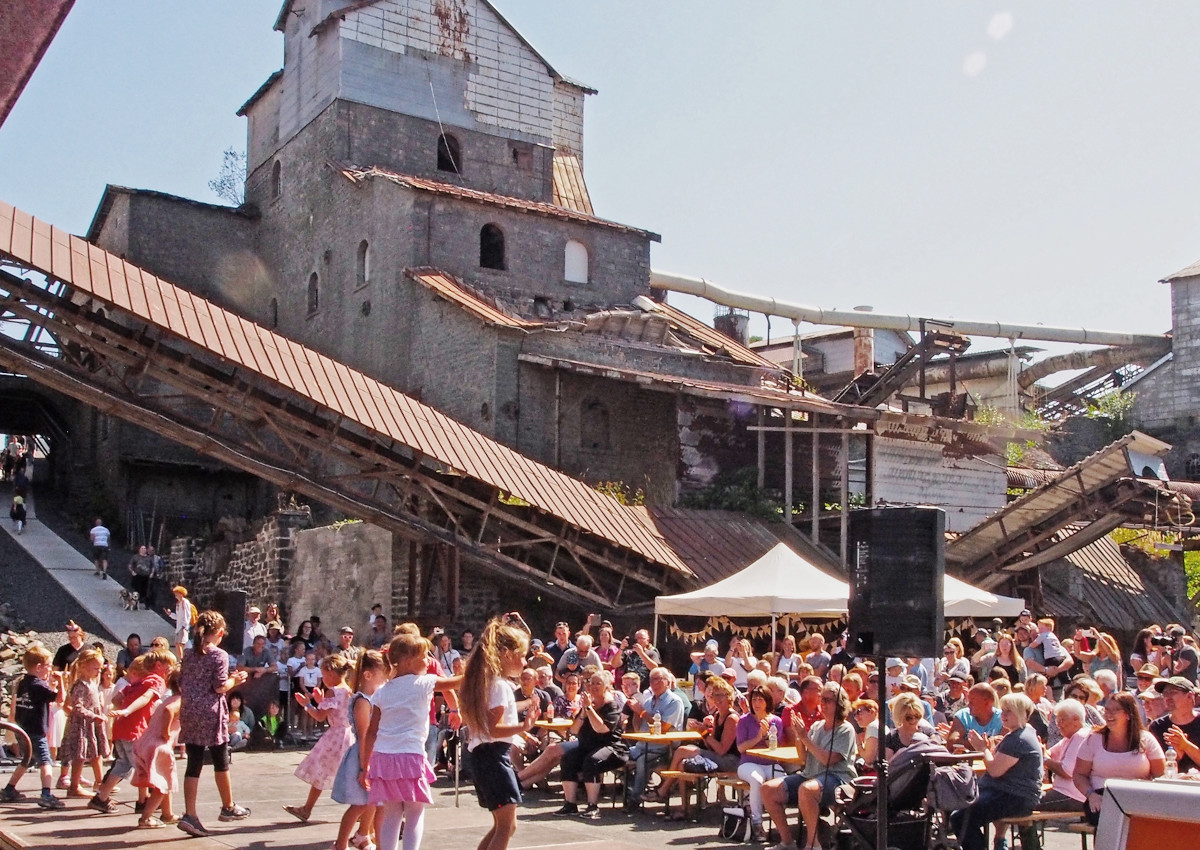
[757,406,765,490]
[840,426,850,567]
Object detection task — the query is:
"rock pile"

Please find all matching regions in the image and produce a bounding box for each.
[1,627,41,719]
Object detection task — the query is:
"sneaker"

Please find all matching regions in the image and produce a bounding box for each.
[88,794,119,814]
[219,803,251,821]
[177,814,210,837]
[554,803,578,816]
[37,794,65,810]
[55,774,70,789]
[580,804,601,820]
[0,786,25,802]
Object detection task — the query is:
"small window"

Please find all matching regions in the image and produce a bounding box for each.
[437,133,461,174]
[307,272,319,315]
[511,146,532,171]
[1187,453,1200,480]
[269,297,279,328]
[580,399,610,451]
[480,224,506,270]
[564,240,589,283]
[356,240,370,288]
[271,160,282,199]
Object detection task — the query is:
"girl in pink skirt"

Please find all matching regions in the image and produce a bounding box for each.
[284,653,355,822]
[359,633,462,850]
[132,668,182,828]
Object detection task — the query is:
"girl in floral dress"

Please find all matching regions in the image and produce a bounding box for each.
[284,652,355,822]
[132,668,182,829]
[60,648,108,796]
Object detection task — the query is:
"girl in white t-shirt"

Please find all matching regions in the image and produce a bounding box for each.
[359,634,461,850]
[461,613,540,850]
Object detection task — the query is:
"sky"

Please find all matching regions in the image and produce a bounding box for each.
[4,1,1200,347]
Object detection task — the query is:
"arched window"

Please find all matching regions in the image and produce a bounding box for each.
[307,272,319,315]
[356,240,370,288]
[269,297,279,328]
[580,399,610,451]
[1186,453,1200,481]
[437,133,461,174]
[564,239,589,283]
[271,160,282,199]
[480,224,506,270]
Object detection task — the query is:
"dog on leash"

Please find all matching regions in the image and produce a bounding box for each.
[119,588,140,611]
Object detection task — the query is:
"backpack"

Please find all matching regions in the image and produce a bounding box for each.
[188,601,199,626]
[927,761,979,811]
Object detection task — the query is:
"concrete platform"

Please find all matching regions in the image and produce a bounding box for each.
[0,496,173,645]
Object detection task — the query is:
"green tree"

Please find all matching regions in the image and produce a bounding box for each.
[208,147,247,206]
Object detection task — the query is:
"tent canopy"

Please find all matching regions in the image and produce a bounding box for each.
[654,541,1025,620]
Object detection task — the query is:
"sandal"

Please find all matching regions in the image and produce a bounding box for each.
[641,789,668,804]
[283,804,310,822]
[137,817,166,829]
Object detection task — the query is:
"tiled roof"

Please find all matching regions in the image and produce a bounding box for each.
[405,268,543,329]
[551,151,593,215]
[1160,258,1200,282]
[333,163,659,239]
[0,200,689,575]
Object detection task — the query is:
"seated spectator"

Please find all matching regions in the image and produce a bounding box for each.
[841,672,865,704]
[527,638,555,671]
[946,683,1002,750]
[935,639,971,688]
[237,634,275,680]
[511,668,552,771]
[334,626,361,663]
[765,676,796,718]
[688,640,726,696]
[940,673,970,715]
[536,665,564,703]
[625,667,686,809]
[1074,691,1165,826]
[725,638,757,691]
[227,710,251,751]
[553,670,627,819]
[951,694,1043,850]
[258,701,286,745]
[1135,672,1167,723]
[1014,697,1089,850]
[227,690,255,730]
[294,651,322,737]
[884,692,928,759]
[648,675,740,809]
[1148,676,1200,771]
[554,672,584,721]
[853,699,880,769]
[788,676,824,739]
[736,686,786,842]
[556,634,601,684]
[761,683,857,850]
[1093,668,1119,705]
[1047,678,1105,747]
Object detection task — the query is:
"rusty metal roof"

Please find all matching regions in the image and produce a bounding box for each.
[1042,528,1186,630]
[0,200,689,575]
[551,152,594,215]
[947,431,1172,581]
[646,300,780,370]
[405,268,544,329]
[632,507,789,587]
[334,164,659,239]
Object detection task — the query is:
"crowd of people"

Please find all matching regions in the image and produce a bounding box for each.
[3,604,1199,850]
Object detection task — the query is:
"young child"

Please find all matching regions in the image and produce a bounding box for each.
[91,649,178,815]
[359,634,463,850]
[165,586,195,659]
[1030,617,1068,669]
[131,668,182,828]
[332,650,387,850]
[460,613,540,850]
[259,701,287,746]
[1,645,64,808]
[227,711,251,751]
[60,648,109,796]
[284,653,355,822]
[9,494,26,534]
[99,662,117,747]
[295,648,322,736]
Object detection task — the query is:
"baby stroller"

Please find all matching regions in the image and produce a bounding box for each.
[834,738,948,850]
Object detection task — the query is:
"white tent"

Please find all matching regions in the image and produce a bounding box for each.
[654,541,1025,622]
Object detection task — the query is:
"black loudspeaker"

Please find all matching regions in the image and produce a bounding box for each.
[848,507,945,658]
[212,589,247,657]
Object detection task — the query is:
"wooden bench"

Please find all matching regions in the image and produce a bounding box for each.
[1065,821,1095,849]
[654,770,739,821]
[992,811,1084,850]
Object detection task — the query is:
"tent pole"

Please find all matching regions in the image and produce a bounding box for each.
[653,614,659,648]
[770,614,777,655]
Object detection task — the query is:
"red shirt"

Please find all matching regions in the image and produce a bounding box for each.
[426,656,445,724]
[112,673,165,741]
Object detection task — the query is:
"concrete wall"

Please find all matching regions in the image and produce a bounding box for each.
[287,521,394,637]
[872,436,1005,533]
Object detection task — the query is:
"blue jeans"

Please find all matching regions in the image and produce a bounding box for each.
[629,743,668,800]
[950,788,1033,850]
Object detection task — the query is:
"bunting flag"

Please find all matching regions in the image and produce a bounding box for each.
[666,614,850,644]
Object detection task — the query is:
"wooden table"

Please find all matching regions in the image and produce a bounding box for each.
[623,731,703,805]
[745,745,805,766]
[534,718,574,735]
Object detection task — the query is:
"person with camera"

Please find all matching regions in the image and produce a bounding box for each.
[1164,625,1200,684]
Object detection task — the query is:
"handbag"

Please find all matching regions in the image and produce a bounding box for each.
[682,754,719,773]
[719,805,750,842]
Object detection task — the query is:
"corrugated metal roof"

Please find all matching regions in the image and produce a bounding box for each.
[632,507,790,587]
[405,268,543,329]
[0,200,689,575]
[648,300,780,370]
[551,151,594,215]
[946,432,1171,573]
[334,163,658,239]
[518,353,874,418]
[1043,529,1186,630]
[1007,467,1061,489]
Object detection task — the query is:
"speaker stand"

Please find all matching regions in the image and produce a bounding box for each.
[874,656,889,850]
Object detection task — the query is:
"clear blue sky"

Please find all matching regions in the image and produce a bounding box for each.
[3,1,1199,342]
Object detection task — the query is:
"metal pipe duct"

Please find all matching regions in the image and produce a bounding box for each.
[649,270,1168,347]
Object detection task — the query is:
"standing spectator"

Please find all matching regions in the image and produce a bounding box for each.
[804,635,831,679]
[616,630,661,691]
[237,635,275,680]
[115,634,142,679]
[725,638,758,690]
[688,639,727,693]
[367,617,389,650]
[242,606,267,654]
[593,626,619,670]
[1167,626,1200,684]
[9,494,26,534]
[166,586,195,659]
[89,518,111,579]
[336,626,363,664]
[1148,676,1200,771]
[460,629,475,655]
[773,635,800,680]
[128,546,155,609]
[544,621,573,669]
[432,630,460,673]
[1074,692,1164,826]
[176,611,251,838]
[144,545,164,610]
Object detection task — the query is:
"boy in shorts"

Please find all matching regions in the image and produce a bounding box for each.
[1,645,65,808]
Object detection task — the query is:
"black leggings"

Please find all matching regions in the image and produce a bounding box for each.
[184,743,230,777]
[560,744,627,784]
